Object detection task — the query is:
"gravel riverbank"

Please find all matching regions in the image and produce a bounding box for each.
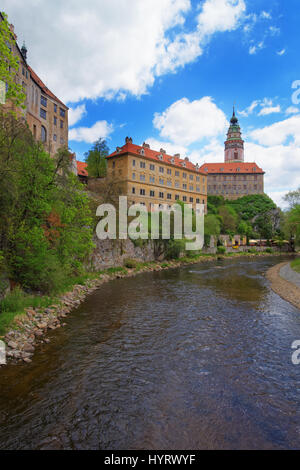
[266,261,300,311]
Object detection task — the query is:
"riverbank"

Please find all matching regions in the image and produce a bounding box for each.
[266,259,300,310]
[0,250,295,366]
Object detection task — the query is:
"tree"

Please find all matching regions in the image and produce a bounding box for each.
[283,187,300,209]
[218,205,238,234]
[204,214,221,247]
[85,138,109,178]
[0,12,26,108]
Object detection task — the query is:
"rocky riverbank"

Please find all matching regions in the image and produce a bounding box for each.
[1,252,295,366]
[266,260,300,310]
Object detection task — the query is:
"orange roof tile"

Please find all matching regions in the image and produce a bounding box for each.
[199,162,264,174]
[107,142,205,174]
[77,161,88,177]
[28,66,68,109]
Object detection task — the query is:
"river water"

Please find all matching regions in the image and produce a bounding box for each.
[0,256,299,450]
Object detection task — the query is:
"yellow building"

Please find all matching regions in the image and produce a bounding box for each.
[106,137,207,211]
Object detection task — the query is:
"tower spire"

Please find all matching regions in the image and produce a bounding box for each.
[225,107,244,163]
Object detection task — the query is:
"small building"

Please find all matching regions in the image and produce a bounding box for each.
[76,161,88,184]
[200,108,265,200]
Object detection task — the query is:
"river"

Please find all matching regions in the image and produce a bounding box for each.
[0,256,299,450]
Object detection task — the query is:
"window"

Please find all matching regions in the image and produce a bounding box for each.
[234,152,238,160]
[60,137,64,144]
[150,190,155,197]
[132,187,136,194]
[40,108,47,119]
[159,192,164,198]
[54,116,57,126]
[41,125,47,142]
[196,199,200,204]
[132,173,136,180]
[189,175,193,181]
[159,178,164,185]
[183,196,187,202]
[33,125,37,138]
[167,169,172,175]
[140,189,145,196]
[196,176,200,182]
[150,176,155,183]
[175,171,180,177]
[175,195,179,201]
[54,104,57,113]
[159,167,164,173]
[112,161,116,168]
[132,159,136,166]
[60,108,65,118]
[183,184,187,190]
[167,180,172,187]
[140,174,146,182]
[196,186,200,192]
[189,185,193,191]
[183,172,187,179]
[60,120,64,129]
[167,193,172,200]
[140,161,146,169]
[189,197,194,203]
[53,134,57,142]
[175,181,180,188]
[41,95,47,107]
[150,164,155,171]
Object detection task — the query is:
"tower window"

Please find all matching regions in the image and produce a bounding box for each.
[41,125,47,143]
[234,152,238,160]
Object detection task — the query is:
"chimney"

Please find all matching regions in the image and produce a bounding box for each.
[21,41,27,61]
[160,148,166,154]
[125,137,133,144]
[174,153,180,158]
[143,142,150,148]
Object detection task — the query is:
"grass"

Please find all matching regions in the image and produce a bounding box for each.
[291,258,300,274]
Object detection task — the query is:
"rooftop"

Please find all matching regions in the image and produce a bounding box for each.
[28,66,68,109]
[200,162,264,174]
[107,139,205,174]
[77,161,88,177]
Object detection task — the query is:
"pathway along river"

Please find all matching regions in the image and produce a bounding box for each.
[0,256,299,450]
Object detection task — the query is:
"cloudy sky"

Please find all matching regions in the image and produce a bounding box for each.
[2,0,300,208]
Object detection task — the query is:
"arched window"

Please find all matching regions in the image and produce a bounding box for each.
[41,125,47,143]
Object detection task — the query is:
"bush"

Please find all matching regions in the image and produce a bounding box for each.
[265,247,273,253]
[217,246,226,254]
[165,239,186,260]
[123,258,138,269]
[248,248,257,254]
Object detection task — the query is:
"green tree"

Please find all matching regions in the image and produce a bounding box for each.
[218,205,238,234]
[283,187,300,209]
[0,12,26,108]
[204,214,221,246]
[85,138,109,178]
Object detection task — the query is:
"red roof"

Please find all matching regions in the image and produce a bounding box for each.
[199,162,264,174]
[28,66,68,109]
[107,141,205,174]
[77,161,88,177]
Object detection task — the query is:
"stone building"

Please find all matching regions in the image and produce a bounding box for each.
[1,14,68,157]
[200,109,265,200]
[106,137,207,211]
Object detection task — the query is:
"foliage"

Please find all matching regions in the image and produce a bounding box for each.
[218,205,238,234]
[283,187,300,209]
[85,138,109,178]
[123,258,138,269]
[291,258,300,274]
[165,239,186,260]
[0,113,94,293]
[217,246,226,254]
[0,12,26,108]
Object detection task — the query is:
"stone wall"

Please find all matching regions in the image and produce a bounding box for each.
[90,238,161,270]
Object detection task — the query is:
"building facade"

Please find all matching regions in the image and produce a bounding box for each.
[1,14,68,157]
[200,109,265,200]
[106,138,207,211]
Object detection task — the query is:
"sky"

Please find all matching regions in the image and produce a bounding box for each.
[2,0,300,208]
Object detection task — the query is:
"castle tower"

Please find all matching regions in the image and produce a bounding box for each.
[224,107,244,163]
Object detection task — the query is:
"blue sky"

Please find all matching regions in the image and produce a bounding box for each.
[2,0,300,207]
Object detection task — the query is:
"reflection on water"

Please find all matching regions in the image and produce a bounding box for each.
[0,256,299,450]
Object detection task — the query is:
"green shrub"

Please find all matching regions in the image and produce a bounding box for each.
[165,239,186,260]
[217,246,226,254]
[248,248,257,254]
[265,247,273,254]
[123,258,138,269]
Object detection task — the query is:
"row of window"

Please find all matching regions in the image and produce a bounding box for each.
[209,175,258,181]
[39,125,64,144]
[132,159,203,182]
[40,95,66,117]
[131,187,204,203]
[40,109,64,129]
[131,173,203,192]
[209,184,259,190]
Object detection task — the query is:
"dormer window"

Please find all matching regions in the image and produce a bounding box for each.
[140,148,145,156]
[182,162,186,167]
[171,158,175,164]
[159,154,163,161]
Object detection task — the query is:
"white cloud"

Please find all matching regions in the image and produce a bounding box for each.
[285,106,299,115]
[143,138,188,157]
[2,0,247,103]
[68,104,87,127]
[277,48,286,56]
[239,100,260,117]
[69,120,114,143]
[153,96,228,146]
[260,11,271,20]
[249,41,264,55]
[250,115,300,146]
[258,105,281,116]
